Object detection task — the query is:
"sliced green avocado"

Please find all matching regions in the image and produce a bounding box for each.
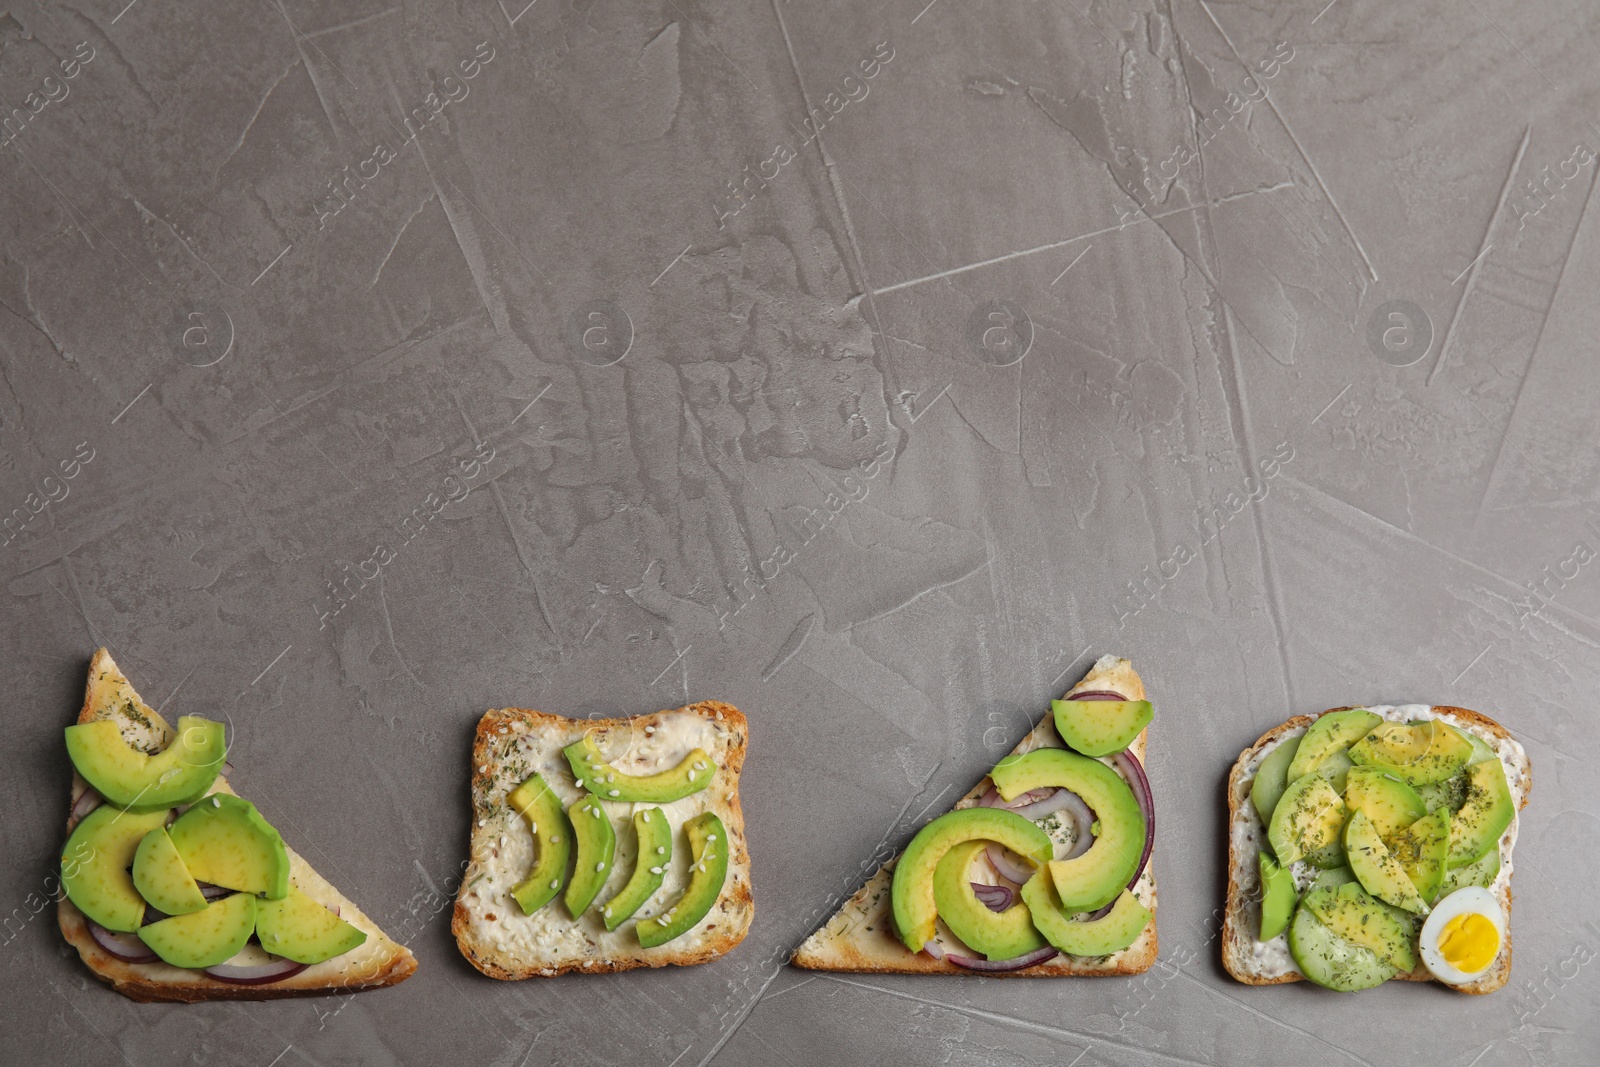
[1349,720,1472,786]
[1313,747,1355,794]
[1257,851,1296,941]
[1302,882,1417,972]
[991,748,1144,912]
[1344,765,1427,838]
[1288,895,1395,991]
[256,887,367,964]
[65,716,227,812]
[168,794,289,900]
[1051,699,1152,757]
[563,735,715,804]
[1344,809,1426,914]
[1458,725,1499,766]
[138,891,257,969]
[1267,772,1346,867]
[602,807,672,930]
[1383,809,1449,903]
[1311,865,1358,891]
[1439,847,1499,897]
[507,774,572,915]
[1448,759,1514,867]
[1417,771,1470,815]
[61,805,171,932]
[564,794,616,917]
[637,812,728,948]
[131,827,208,916]
[889,807,1052,953]
[1249,736,1300,827]
[1287,709,1381,782]
[932,840,1047,960]
[1021,872,1149,957]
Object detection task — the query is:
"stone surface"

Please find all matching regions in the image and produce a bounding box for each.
[2,0,1598,1064]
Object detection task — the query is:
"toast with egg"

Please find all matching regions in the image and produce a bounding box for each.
[452,701,753,978]
[791,655,1158,976]
[1221,705,1530,994]
[59,649,418,1002]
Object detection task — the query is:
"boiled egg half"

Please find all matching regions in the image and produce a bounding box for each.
[1419,886,1505,985]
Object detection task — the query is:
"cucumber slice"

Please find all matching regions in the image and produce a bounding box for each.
[1287,899,1396,991]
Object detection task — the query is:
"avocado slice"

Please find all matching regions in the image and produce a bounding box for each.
[507,774,572,915]
[563,735,715,804]
[932,840,1048,960]
[168,794,289,900]
[1249,736,1300,826]
[1288,895,1396,991]
[1313,747,1355,793]
[1344,765,1427,838]
[1349,720,1472,786]
[1439,847,1499,897]
[1021,872,1150,957]
[256,887,367,964]
[564,794,616,917]
[131,827,208,916]
[65,716,227,813]
[138,891,257,969]
[637,812,728,948]
[1344,809,1427,914]
[1310,865,1358,891]
[990,748,1144,912]
[1383,809,1449,903]
[1050,699,1152,757]
[1257,851,1296,941]
[601,807,672,930]
[1303,881,1418,972]
[1266,772,1346,867]
[1287,709,1381,783]
[1448,759,1514,867]
[61,805,171,932]
[1417,771,1470,815]
[889,807,1052,953]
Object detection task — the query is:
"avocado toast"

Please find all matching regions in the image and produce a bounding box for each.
[452,701,753,977]
[58,650,417,1002]
[1222,704,1530,993]
[792,655,1157,976]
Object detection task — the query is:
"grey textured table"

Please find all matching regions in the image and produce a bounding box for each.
[3,0,1598,1064]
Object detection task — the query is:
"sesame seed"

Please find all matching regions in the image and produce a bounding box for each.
[529,823,537,835]
[591,806,603,818]
[609,789,621,797]
[707,833,718,841]
[551,835,561,843]
[212,797,221,808]
[650,866,663,875]
[656,846,666,855]
[688,770,696,780]
[604,907,611,916]
[478,818,486,827]
[550,879,559,889]
[595,862,605,872]
[575,779,584,788]
[478,765,487,774]
[694,761,706,771]
[645,726,655,735]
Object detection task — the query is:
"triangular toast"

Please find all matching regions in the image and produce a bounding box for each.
[58,649,418,1002]
[792,655,1158,975]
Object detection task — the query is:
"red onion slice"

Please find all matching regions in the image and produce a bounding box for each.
[922,942,946,961]
[88,922,159,963]
[1064,690,1126,701]
[198,883,232,901]
[1110,749,1154,891]
[1007,787,1077,822]
[985,845,1035,885]
[947,946,1060,972]
[1084,899,1117,921]
[971,882,1015,912]
[204,958,309,985]
[1055,790,1097,862]
[70,787,103,823]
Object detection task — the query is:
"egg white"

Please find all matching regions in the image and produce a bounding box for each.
[1420,886,1505,985]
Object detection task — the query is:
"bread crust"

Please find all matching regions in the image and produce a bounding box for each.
[452,701,753,979]
[1221,705,1530,994]
[791,655,1157,976]
[58,649,418,1002]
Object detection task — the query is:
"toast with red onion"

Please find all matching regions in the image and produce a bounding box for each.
[792,655,1158,976]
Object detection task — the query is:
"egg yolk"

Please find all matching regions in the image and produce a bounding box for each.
[1438,913,1499,973]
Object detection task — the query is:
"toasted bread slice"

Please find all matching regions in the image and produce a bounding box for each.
[791,655,1157,976]
[452,701,753,978]
[1222,704,1530,994]
[58,649,417,1002]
